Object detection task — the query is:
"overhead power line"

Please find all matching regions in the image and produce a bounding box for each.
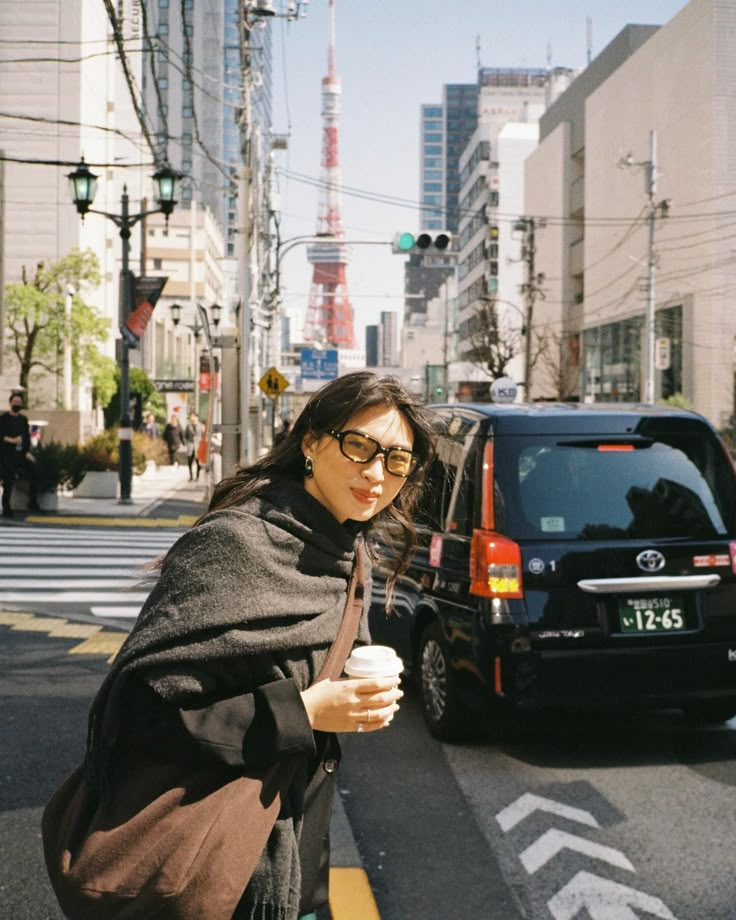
[102,0,157,162]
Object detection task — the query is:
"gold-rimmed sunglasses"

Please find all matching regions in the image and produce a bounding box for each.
[328,429,418,478]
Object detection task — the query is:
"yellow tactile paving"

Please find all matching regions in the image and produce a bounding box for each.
[329,868,381,920]
[0,612,124,661]
[48,622,103,639]
[11,616,67,632]
[69,633,126,657]
[0,611,35,626]
[25,515,197,527]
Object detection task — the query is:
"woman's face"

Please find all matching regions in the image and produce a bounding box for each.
[302,403,414,523]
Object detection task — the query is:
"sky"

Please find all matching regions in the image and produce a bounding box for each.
[269,0,688,351]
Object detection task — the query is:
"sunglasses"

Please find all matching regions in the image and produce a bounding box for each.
[329,429,418,478]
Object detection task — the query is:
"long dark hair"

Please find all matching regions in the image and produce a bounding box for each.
[207,371,436,607]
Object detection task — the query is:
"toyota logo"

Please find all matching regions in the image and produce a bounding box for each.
[636,549,665,572]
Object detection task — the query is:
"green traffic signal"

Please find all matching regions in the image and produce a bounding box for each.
[392,231,452,255]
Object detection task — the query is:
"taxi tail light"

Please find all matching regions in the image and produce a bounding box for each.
[469,529,523,599]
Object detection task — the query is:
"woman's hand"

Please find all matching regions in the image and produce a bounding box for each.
[301,676,403,733]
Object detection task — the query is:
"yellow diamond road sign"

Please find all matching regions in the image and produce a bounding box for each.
[259,367,289,399]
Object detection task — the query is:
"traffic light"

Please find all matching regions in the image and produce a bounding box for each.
[392,231,452,255]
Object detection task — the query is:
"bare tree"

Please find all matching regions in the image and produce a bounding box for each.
[463,299,521,383]
[535,326,580,401]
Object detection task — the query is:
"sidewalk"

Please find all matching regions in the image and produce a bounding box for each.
[26,463,209,526]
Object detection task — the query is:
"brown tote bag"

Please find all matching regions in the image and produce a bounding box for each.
[42,550,365,920]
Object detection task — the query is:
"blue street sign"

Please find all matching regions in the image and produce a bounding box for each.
[301,348,339,380]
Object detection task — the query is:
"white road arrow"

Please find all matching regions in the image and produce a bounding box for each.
[496,792,600,833]
[520,828,635,875]
[548,870,677,920]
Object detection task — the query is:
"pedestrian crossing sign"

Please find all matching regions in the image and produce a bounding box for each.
[258,367,289,399]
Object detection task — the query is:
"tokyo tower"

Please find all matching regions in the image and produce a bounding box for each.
[302,0,356,349]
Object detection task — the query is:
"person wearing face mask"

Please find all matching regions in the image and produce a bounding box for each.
[0,393,39,518]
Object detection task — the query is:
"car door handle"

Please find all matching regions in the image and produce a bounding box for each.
[578,574,721,593]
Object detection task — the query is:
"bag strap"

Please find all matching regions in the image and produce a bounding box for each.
[315,545,365,682]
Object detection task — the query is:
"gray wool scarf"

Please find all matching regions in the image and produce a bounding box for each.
[85,477,370,920]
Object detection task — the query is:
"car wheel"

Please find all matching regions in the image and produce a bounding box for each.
[682,699,736,723]
[417,621,468,740]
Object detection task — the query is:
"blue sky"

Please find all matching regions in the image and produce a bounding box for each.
[270,0,687,348]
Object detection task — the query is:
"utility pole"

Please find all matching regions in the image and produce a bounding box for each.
[645,129,657,405]
[621,130,669,404]
[514,216,545,400]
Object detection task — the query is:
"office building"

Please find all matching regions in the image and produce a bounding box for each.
[526,0,735,425]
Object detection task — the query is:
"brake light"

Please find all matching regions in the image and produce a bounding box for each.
[469,529,523,598]
[597,444,634,451]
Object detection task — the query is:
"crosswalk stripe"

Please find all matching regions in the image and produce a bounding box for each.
[0,524,180,619]
[1,552,161,561]
[0,591,150,602]
[0,568,150,577]
[90,606,141,619]
[0,578,144,588]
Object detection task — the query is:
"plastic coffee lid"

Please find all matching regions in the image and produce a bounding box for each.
[344,645,403,677]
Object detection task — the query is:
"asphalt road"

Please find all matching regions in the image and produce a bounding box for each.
[4,615,736,919]
[0,625,111,919]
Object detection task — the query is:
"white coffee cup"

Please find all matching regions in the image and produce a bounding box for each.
[344,645,403,679]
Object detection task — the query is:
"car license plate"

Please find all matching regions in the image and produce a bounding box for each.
[618,595,686,633]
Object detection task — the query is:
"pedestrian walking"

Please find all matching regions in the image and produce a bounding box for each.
[184,410,204,480]
[162,413,184,465]
[0,392,39,517]
[142,412,160,439]
[43,372,434,919]
[273,417,292,448]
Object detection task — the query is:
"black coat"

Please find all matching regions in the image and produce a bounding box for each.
[163,421,183,450]
[88,479,370,919]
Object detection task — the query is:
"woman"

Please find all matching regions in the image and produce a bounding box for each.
[163,413,184,465]
[82,372,435,920]
[184,410,204,480]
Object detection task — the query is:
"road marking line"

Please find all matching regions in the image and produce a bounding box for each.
[497,792,600,832]
[69,634,127,657]
[329,868,381,920]
[0,592,150,602]
[48,623,103,639]
[0,578,140,589]
[0,611,34,625]
[520,828,635,875]
[548,870,676,920]
[0,568,145,577]
[10,616,68,632]
[90,606,140,619]
[26,516,197,527]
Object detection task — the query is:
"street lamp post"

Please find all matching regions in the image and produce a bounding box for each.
[67,158,181,502]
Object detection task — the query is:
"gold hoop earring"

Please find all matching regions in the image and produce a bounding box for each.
[304,456,314,478]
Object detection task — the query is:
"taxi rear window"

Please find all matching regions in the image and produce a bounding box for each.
[497,432,736,540]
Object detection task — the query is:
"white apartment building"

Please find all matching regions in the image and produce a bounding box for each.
[144,202,225,385]
[454,69,553,400]
[526,0,736,427]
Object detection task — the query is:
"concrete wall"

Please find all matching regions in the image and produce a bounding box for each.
[585,0,735,423]
[524,121,571,399]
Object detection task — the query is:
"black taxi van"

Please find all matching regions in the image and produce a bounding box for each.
[368,402,736,739]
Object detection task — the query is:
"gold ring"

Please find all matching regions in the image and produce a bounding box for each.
[356,722,364,733]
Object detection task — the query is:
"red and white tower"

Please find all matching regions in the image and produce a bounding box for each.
[302,0,356,349]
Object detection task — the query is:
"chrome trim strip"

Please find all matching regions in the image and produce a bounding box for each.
[577,574,721,593]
